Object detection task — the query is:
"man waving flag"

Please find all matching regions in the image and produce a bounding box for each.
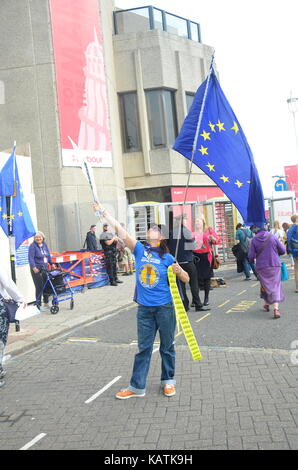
[173,67,265,227]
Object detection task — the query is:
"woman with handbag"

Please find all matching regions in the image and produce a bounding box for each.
[248,226,286,319]
[0,265,26,388]
[192,216,219,306]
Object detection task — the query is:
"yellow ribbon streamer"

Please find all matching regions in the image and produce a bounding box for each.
[168,266,202,361]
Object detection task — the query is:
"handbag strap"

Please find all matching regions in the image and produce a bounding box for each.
[256,234,272,258]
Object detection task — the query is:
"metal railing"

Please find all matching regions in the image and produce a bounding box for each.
[114,6,201,43]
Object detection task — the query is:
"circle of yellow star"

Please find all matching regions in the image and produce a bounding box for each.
[231,121,239,134]
[2,214,8,219]
[220,175,229,183]
[18,211,23,217]
[235,180,243,188]
[206,163,215,172]
[208,121,216,132]
[216,120,225,132]
[200,130,211,141]
[199,145,208,156]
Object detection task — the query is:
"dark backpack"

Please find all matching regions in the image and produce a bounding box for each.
[289,226,298,256]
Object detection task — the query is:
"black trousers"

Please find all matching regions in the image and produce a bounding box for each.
[104,250,117,283]
[30,268,49,305]
[194,253,212,303]
[179,261,202,309]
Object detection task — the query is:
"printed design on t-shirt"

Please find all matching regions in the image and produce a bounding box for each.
[138,263,160,289]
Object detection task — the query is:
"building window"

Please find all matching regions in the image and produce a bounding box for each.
[119,92,141,152]
[115,8,150,35]
[146,89,178,149]
[186,93,195,113]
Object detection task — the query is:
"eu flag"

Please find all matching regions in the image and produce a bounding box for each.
[0,152,36,248]
[0,148,16,196]
[173,68,266,227]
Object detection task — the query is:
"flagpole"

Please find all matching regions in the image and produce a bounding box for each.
[174,51,215,260]
[7,142,20,331]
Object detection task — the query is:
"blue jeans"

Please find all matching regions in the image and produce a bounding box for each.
[128,302,176,394]
[242,257,257,279]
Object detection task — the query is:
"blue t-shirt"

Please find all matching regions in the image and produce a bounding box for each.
[133,241,175,306]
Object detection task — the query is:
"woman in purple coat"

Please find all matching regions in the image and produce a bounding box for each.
[248,226,286,319]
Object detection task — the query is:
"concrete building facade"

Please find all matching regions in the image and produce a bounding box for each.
[0,0,216,252]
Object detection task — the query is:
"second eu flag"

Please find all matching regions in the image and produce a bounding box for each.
[173,68,266,227]
[0,152,36,249]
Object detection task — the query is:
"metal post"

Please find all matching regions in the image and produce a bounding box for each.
[6,196,20,331]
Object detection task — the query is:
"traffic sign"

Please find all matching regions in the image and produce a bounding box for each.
[274,179,288,191]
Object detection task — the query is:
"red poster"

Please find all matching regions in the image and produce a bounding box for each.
[284,165,298,210]
[171,186,224,230]
[49,0,112,167]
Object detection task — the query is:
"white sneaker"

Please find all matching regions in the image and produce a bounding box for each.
[40,306,49,312]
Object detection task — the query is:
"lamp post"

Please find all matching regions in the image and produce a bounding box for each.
[287,96,298,161]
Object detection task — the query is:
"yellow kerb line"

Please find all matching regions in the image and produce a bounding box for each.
[237,289,247,296]
[195,312,211,323]
[217,299,230,308]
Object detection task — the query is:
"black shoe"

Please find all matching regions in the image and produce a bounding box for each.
[116,279,123,284]
[195,305,210,311]
[0,380,5,388]
[191,302,195,307]
[203,300,209,306]
[110,282,118,286]
[0,369,6,380]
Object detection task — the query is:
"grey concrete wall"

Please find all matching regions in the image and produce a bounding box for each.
[113,28,215,192]
[0,0,127,251]
[0,0,61,249]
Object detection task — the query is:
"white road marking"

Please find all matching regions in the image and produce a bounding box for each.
[85,376,122,404]
[20,433,46,450]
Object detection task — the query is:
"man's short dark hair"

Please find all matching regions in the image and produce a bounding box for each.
[236,223,243,230]
[90,225,96,229]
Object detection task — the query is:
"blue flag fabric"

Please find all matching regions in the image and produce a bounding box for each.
[173,68,266,227]
[0,153,36,249]
[0,149,16,196]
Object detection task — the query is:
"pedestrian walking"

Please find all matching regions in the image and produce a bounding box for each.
[283,222,295,269]
[192,216,219,306]
[0,265,26,388]
[235,223,258,280]
[168,214,207,312]
[270,220,285,241]
[93,202,189,399]
[286,214,298,293]
[248,226,286,319]
[28,232,53,311]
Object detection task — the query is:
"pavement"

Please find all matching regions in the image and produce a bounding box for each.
[6,274,136,357]
[2,263,298,450]
[5,262,233,358]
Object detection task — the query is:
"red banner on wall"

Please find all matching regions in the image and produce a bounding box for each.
[284,164,298,210]
[49,0,112,167]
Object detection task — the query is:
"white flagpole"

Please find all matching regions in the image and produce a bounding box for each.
[174,51,215,260]
[68,137,101,218]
